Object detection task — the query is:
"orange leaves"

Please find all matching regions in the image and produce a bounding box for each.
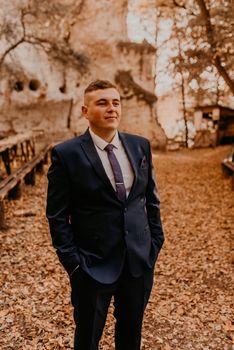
[0,146,233,349]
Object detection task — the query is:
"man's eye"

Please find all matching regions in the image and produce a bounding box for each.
[113,102,120,106]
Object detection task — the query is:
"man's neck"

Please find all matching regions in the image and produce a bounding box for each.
[89,127,117,143]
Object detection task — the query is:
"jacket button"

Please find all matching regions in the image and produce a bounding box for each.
[125,230,129,235]
[124,207,127,213]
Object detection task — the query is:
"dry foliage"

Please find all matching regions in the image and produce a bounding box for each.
[0,145,233,349]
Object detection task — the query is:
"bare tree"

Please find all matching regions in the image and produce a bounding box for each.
[195,0,234,94]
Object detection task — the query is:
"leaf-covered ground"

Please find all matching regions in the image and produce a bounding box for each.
[0,145,233,350]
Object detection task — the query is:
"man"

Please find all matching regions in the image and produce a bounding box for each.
[46,80,164,350]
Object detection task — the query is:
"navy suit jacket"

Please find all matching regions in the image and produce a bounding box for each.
[46,129,164,283]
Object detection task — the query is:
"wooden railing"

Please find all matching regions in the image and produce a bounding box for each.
[0,144,51,229]
[221,150,234,190]
[0,132,37,177]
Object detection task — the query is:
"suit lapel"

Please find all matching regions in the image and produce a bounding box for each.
[80,129,139,202]
[119,133,138,201]
[80,129,118,198]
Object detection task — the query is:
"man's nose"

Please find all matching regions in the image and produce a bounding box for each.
[107,103,116,111]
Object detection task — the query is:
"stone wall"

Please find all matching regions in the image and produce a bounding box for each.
[0,0,167,148]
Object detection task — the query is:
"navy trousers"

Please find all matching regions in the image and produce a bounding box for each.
[70,261,154,350]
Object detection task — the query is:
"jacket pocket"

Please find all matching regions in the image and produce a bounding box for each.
[137,225,151,243]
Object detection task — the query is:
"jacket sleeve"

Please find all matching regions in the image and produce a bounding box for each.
[145,140,164,259]
[46,147,80,275]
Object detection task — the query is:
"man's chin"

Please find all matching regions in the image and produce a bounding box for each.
[104,120,120,128]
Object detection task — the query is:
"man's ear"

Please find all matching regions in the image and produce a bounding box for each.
[81,105,88,119]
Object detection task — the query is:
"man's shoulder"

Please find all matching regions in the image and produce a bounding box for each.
[120,132,150,146]
[53,133,85,154]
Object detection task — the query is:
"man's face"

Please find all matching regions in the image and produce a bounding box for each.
[82,88,121,134]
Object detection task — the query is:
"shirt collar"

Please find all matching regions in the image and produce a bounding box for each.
[89,128,120,151]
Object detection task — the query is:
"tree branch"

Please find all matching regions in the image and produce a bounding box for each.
[0,39,24,67]
[173,0,186,10]
[0,9,89,75]
[0,10,26,67]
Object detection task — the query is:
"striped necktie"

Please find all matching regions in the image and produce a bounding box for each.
[104,144,126,201]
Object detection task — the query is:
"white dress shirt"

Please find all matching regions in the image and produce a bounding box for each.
[89,128,134,197]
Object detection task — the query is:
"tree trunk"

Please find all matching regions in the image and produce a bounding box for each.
[180,71,189,148]
[195,0,234,95]
[174,18,189,148]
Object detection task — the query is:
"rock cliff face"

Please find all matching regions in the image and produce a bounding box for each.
[0,0,167,148]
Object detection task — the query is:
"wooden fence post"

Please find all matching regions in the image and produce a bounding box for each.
[36,161,44,173]
[0,200,5,230]
[8,182,22,200]
[25,169,36,185]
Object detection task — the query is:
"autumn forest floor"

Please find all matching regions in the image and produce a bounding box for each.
[0,145,233,350]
